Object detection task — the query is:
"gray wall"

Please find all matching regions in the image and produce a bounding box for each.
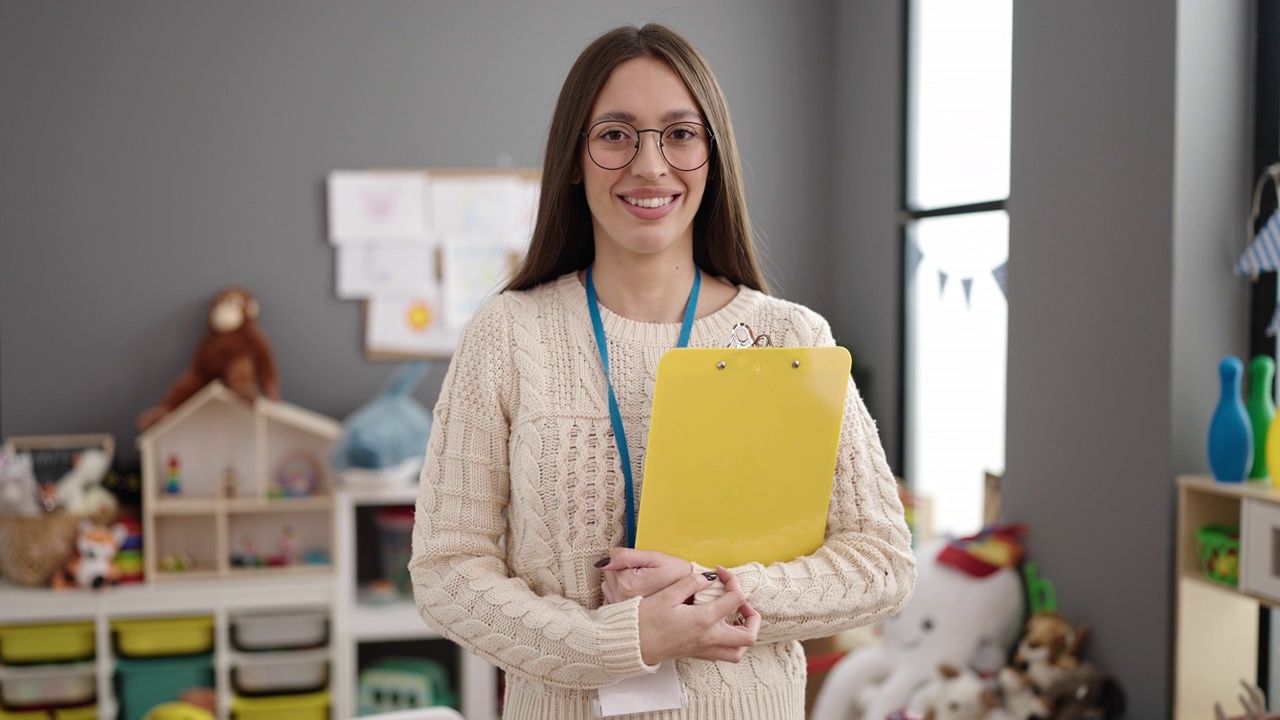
[0,1,1257,716]
[0,1,837,467]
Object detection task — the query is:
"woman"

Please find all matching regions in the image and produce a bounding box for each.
[410,22,915,720]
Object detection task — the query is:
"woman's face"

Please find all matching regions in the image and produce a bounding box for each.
[580,56,709,265]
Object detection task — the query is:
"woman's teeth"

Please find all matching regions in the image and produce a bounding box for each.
[623,196,674,209]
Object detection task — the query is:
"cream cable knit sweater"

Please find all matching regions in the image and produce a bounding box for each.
[410,272,915,720]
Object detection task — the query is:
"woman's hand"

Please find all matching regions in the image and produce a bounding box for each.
[597,548,693,604]
[637,565,760,665]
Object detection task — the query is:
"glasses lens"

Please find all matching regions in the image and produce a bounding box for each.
[586,121,639,170]
[585,121,714,171]
[660,123,712,171]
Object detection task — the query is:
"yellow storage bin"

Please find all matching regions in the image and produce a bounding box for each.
[56,706,98,720]
[111,616,213,658]
[231,690,328,720]
[0,622,94,665]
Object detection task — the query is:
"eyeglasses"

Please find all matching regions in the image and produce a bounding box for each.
[580,120,716,172]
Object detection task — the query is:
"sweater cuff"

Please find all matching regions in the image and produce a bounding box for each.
[595,596,658,676]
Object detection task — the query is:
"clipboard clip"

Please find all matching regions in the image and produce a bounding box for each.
[726,322,772,349]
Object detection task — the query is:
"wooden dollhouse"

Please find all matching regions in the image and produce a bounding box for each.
[135,380,341,582]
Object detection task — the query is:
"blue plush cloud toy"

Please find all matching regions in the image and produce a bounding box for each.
[331,362,433,472]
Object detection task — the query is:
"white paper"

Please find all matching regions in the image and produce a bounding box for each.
[327,171,430,243]
[364,292,457,358]
[336,242,438,299]
[594,661,684,717]
[432,176,529,328]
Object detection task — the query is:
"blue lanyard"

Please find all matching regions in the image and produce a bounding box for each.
[585,264,701,548]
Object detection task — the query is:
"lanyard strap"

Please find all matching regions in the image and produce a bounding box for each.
[585,264,701,547]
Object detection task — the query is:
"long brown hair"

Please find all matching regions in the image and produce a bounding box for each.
[504,23,769,293]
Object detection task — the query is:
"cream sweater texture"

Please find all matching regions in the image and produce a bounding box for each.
[410,273,916,720]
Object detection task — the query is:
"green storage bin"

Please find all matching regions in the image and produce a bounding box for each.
[115,654,213,720]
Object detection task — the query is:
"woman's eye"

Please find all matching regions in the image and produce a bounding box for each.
[598,128,632,143]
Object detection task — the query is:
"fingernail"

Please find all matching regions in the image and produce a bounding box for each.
[702,572,718,581]
[594,557,611,568]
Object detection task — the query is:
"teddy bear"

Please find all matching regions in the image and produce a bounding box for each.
[138,286,280,430]
[914,664,1003,720]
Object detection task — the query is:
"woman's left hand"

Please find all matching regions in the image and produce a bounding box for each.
[597,548,693,604]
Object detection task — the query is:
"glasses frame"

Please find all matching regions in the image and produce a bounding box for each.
[580,120,717,172]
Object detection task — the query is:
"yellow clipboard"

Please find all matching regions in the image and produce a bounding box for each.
[635,346,852,567]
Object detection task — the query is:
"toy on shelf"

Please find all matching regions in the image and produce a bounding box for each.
[52,448,117,523]
[0,450,40,517]
[221,467,238,499]
[1209,356,1253,483]
[1247,355,1276,481]
[274,451,321,498]
[165,455,183,496]
[160,550,195,573]
[279,526,299,565]
[138,285,281,431]
[51,519,128,590]
[331,361,433,490]
[358,656,456,715]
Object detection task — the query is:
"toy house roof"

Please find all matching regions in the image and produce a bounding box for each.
[136,381,340,450]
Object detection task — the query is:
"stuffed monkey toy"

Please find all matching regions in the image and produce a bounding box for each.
[138,286,280,430]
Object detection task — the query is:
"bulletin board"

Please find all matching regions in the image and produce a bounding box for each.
[325,168,540,359]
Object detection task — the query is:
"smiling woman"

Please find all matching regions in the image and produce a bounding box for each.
[409,23,916,720]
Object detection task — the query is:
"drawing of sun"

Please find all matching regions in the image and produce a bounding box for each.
[406,302,433,332]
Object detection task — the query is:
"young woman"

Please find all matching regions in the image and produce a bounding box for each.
[410,23,915,720]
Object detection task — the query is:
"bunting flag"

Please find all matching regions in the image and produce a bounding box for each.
[961,278,973,305]
[992,261,1008,299]
[1268,305,1280,338]
[938,270,948,295]
[1236,208,1280,277]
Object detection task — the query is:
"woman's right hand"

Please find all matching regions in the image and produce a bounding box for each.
[637,565,760,665]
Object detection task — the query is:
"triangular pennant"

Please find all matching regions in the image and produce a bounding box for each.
[906,238,924,281]
[1236,208,1280,276]
[1268,305,1280,337]
[992,261,1008,300]
[961,278,973,306]
[939,270,948,296]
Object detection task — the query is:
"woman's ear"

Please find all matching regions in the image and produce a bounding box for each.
[570,165,582,184]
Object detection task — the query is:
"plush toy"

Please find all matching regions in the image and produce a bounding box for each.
[0,450,40,517]
[810,534,1026,720]
[914,664,1002,720]
[1013,611,1087,692]
[51,519,128,590]
[331,361,432,480]
[52,449,117,524]
[139,286,280,430]
[1040,661,1125,720]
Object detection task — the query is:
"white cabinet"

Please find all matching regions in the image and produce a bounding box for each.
[333,482,500,720]
[0,575,334,720]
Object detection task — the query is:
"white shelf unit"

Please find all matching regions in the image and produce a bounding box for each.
[333,483,499,720]
[0,574,334,720]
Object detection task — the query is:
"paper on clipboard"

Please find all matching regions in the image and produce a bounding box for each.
[635,346,852,568]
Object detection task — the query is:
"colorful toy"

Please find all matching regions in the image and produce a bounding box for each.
[331,361,433,474]
[809,535,1025,720]
[357,657,456,715]
[51,520,128,590]
[1247,355,1276,481]
[166,455,182,495]
[54,449,117,523]
[274,452,320,497]
[1210,356,1253,483]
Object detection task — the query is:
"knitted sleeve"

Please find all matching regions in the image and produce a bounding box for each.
[696,308,916,643]
[408,295,653,690]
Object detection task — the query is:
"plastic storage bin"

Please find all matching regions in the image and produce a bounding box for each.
[115,653,213,720]
[0,662,96,711]
[232,659,328,696]
[229,611,327,652]
[231,689,328,720]
[0,704,96,719]
[111,617,213,658]
[0,622,94,665]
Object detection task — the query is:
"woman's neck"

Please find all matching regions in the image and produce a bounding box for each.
[586,256,699,324]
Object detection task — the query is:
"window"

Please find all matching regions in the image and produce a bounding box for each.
[902,0,1013,537]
